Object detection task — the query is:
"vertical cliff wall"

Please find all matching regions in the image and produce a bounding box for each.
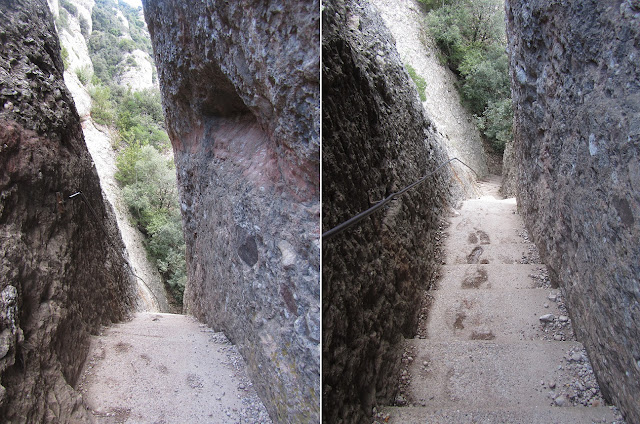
[0,0,136,421]
[322,0,452,422]
[506,1,640,422]
[143,1,320,422]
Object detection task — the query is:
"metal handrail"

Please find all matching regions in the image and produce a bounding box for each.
[322,157,477,240]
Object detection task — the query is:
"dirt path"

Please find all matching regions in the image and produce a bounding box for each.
[78,312,272,423]
[377,177,625,423]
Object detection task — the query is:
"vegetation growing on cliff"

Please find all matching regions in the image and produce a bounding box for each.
[406,63,428,101]
[425,0,512,151]
[85,0,186,304]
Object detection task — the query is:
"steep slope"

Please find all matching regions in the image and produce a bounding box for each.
[0,0,136,420]
[143,1,320,422]
[506,1,640,422]
[371,0,488,198]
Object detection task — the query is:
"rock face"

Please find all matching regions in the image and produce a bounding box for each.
[506,1,640,422]
[322,0,452,422]
[0,0,136,421]
[143,1,320,422]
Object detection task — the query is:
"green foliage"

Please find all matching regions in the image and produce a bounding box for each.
[89,84,116,125]
[116,89,169,150]
[416,0,456,11]
[56,8,70,31]
[116,144,186,302]
[406,63,427,101]
[426,0,512,151]
[60,0,78,16]
[79,15,90,39]
[89,0,152,84]
[61,46,70,70]
[477,98,512,152]
[75,65,92,85]
[88,0,183,303]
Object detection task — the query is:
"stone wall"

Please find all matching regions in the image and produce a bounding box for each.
[322,0,452,422]
[0,0,136,421]
[506,1,640,422]
[142,1,320,422]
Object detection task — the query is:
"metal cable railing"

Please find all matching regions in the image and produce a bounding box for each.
[322,157,477,240]
[69,191,162,309]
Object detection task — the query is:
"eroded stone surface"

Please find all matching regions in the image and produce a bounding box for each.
[322,0,452,421]
[506,1,640,422]
[0,0,136,421]
[143,1,320,422]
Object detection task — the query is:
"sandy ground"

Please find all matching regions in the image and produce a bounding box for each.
[78,313,272,423]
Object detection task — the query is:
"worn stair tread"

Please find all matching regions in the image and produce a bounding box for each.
[405,339,590,409]
[437,264,548,290]
[426,288,563,341]
[444,242,543,265]
[381,405,617,424]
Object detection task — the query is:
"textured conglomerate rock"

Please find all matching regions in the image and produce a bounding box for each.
[142,1,320,422]
[0,0,136,421]
[322,0,452,422]
[506,1,640,422]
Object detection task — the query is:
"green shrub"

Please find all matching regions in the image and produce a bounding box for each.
[75,65,92,85]
[89,84,116,125]
[61,46,70,70]
[79,15,91,39]
[426,0,512,151]
[60,0,78,16]
[406,63,427,101]
[117,144,186,301]
[477,98,513,152]
[57,8,70,31]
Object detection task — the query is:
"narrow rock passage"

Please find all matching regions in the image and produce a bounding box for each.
[380,177,624,423]
[78,313,271,423]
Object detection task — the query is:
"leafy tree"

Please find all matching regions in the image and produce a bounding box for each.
[117,144,186,301]
[426,0,513,151]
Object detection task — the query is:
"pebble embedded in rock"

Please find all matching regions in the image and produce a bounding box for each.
[539,314,555,322]
[559,315,569,322]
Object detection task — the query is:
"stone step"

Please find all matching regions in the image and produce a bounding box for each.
[437,264,547,290]
[404,340,593,410]
[426,288,565,341]
[444,242,542,265]
[381,405,617,424]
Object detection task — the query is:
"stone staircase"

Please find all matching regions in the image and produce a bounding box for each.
[78,312,271,423]
[380,177,623,424]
